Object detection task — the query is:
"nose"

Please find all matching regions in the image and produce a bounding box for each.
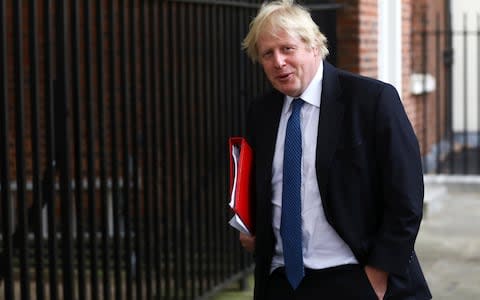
[273,52,286,68]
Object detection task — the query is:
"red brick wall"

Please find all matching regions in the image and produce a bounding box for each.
[401,0,419,137]
[410,0,448,157]
[336,0,378,77]
[335,0,419,138]
[336,0,447,159]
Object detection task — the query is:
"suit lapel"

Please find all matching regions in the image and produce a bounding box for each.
[316,62,344,202]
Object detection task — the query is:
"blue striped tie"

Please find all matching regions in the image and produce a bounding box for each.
[281,98,304,289]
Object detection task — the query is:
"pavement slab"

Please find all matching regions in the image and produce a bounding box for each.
[416,190,480,300]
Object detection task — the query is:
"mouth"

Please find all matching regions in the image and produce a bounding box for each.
[276,72,293,82]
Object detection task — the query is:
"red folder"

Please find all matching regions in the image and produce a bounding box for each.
[228,137,254,234]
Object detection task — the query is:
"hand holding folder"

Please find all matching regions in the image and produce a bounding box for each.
[228,137,254,235]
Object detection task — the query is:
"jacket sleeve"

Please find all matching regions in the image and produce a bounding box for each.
[368,84,424,275]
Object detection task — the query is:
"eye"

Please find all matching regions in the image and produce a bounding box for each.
[262,50,273,59]
[283,46,295,53]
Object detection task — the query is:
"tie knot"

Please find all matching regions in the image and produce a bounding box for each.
[291,98,304,113]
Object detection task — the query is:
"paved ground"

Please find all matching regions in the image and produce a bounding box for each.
[213,176,480,299]
[211,276,254,300]
[416,178,480,299]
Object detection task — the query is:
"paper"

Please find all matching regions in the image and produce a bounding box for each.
[228,215,250,235]
[229,145,240,209]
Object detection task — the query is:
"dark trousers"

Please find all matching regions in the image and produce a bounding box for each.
[266,264,378,300]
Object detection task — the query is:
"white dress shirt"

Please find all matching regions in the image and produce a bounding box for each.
[270,60,358,272]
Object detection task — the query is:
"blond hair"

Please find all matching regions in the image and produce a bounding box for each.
[242,0,329,62]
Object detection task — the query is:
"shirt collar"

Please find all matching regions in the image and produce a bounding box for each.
[285,60,323,112]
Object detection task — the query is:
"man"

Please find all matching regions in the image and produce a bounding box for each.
[239,0,432,299]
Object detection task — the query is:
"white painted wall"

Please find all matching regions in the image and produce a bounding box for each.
[377,0,402,97]
[451,0,480,136]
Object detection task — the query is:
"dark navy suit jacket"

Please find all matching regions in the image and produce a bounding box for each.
[246,61,431,299]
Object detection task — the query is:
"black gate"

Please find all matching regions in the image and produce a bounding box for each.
[0,1,339,299]
[413,10,480,175]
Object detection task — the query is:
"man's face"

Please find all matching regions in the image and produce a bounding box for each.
[257,29,319,97]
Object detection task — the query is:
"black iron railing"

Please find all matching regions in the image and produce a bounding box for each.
[0,0,338,299]
[413,12,480,175]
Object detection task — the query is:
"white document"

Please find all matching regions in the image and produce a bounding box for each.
[229,145,240,209]
[229,215,251,235]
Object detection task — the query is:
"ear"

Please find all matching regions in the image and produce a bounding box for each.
[312,46,319,57]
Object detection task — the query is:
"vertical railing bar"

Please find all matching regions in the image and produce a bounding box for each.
[13,0,31,298]
[187,4,199,297]
[182,6,191,296]
[109,1,122,299]
[55,1,75,298]
[178,4,189,297]
[204,5,214,290]
[421,10,428,172]
[218,5,227,283]
[194,5,210,295]
[463,14,468,173]
[29,0,46,298]
[209,7,223,288]
[171,3,179,296]
[44,0,59,298]
[209,3,219,288]
[198,4,207,293]
[477,14,480,173]
[119,0,133,298]
[435,15,441,173]
[168,3,181,297]
[140,1,153,298]
[214,3,222,284]
[160,7,168,296]
[222,3,230,281]
[84,1,99,298]
[71,0,86,298]
[223,5,231,281]
[95,1,112,298]
[410,17,415,98]
[150,2,162,298]
[178,3,191,299]
[224,5,233,278]
[0,1,14,298]
[185,5,196,297]
[161,3,172,298]
[446,28,455,174]
[129,1,144,298]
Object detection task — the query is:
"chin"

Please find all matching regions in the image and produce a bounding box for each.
[275,83,299,95]
[282,90,300,97]
[275,86,296,97]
